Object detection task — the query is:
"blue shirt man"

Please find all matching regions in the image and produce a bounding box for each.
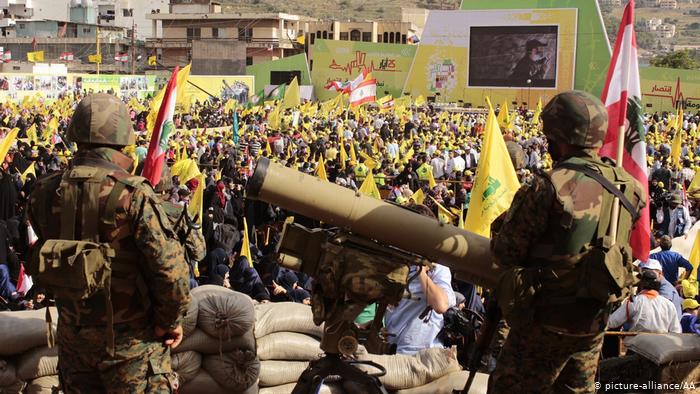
[650,236,694,284]
[384,264,456,355]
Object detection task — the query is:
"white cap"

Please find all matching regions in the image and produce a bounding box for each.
[639,259,663,271]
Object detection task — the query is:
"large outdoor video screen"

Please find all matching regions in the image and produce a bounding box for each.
[468,25,558,89]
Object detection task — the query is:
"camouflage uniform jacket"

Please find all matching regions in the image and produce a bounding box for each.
[28,147,191,330]
[491,152,645,333]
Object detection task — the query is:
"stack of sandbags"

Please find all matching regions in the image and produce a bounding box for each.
[255,302,472,393]
[175,285,259,394]
[255,302,323,389]
[0,308,58,394]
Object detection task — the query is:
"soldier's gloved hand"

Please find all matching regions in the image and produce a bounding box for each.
[155,325,184,349]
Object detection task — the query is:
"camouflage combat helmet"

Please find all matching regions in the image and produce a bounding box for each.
[541,90,608,148]
[67,93,135,147]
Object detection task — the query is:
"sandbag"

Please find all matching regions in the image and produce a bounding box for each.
[180,369,227,394]
[0,360,16,387]
[175,328,256,354]
[625,333,700,365]
[192,285,255,339]
[259,360,309,387]
[259,382,343,394]
[254,302,323,339]
[0,308,56,356]
[355,346,461,390]
[16,347,57,381]
[24,375,59,394]
[202,350,260,391]
[257,332,321,361]
[183,296,199,338]
[395,371,488,394]
[171,351,201,385]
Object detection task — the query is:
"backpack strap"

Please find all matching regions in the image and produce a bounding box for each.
[556,163,640,222]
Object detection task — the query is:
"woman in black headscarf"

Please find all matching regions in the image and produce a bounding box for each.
[202,248,228,285]
[209,264,230,288]
[271,270,311,304]
[228,256,270,302]
[0,169,18,221]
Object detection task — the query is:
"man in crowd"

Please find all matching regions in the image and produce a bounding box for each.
[650,235,694,284]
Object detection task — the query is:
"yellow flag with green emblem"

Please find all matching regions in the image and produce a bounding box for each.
[464,98,520,238]
[315,154,328,181]
[359,172,381,199]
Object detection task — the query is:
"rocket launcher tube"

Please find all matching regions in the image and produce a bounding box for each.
[247,157,501,288]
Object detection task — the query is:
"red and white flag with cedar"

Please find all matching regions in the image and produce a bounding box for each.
[141,66,180,186]
[599,0,650,261]
[349,78,376,107]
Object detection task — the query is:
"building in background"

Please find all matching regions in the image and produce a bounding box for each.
[146,0,308,72]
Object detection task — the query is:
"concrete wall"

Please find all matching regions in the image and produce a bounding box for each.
[191,39,246,75]
[15,20,57,38]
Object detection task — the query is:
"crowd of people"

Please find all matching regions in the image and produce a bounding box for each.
[0,90,699,366]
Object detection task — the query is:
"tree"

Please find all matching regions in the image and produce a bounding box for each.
[649,50,700,69]
[636,31,655,50]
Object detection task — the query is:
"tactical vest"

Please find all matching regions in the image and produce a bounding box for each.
[30,160,152,353]
[529,156,641,331]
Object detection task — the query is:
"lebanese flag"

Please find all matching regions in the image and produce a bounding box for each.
[141,66,180,186]
[59,52,74,61]
[324,80,347,92]
[114,52,129,62]
[599,0,650,261]
[16,264,33,295]
[349,78,376,107]
[343,69,370,93]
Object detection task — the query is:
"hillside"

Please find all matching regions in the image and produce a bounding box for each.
[221,0,460,21]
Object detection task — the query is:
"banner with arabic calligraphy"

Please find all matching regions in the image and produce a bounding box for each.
[312,39,416,101]
[640,67,700,113]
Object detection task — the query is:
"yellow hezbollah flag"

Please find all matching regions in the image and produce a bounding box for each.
[283,77,301,109]
[88,54,102,63]
[412,188,426,205]
[0,128,18,162]
[26,124,38,146]
[464,98,520,237]
[315,155,328,181]
[148,55,157,66]
[359,171,381,199]
[414,95,426,107]
[241,217,253,267]
[532,98,543,125]
[20,162,35,182]
[690,230,700,282]
[497,98,511,130]
[27,51,44,62]
[429,196,456,225]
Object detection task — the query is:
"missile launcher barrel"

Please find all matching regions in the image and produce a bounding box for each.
[247,157,502,288]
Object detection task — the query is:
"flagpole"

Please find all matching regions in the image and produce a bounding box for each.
[608,124,625,245]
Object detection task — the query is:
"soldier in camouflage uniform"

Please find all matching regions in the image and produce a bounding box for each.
[27,93,191,393]
[488,91,645,393]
